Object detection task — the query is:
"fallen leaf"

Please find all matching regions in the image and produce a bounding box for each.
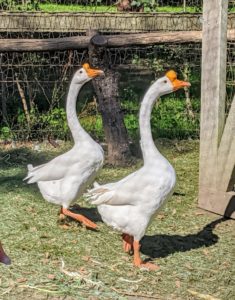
[185,263,193,270]
[58,213,66,221]
[27,207,36,213]
[47,274,55,280]
[203,249,210,256]
[195,210,205,216]
[41,258,49,265]
[157,214,165,219]
[59,224,70,230]
[175,279,181,288]
[188,289,221,300]
[17,278,28,283]
[121,256,129,261]
[40,234,49,238]
[82,256,91,262]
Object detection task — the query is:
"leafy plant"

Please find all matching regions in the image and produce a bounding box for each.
[80,115,104,140]
[0,0,40,10]
[40,107,68,138]
[131,0,158,12]
[0,126,12,140]
[120,85,200,140]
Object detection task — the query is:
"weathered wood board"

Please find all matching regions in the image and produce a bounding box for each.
[1,30,235,52]
[0,12,203,33]
[0,31,203,52]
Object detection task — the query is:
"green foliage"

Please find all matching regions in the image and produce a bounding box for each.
[15,107,69,140]
[0,126,12,140]
[121,87,200,140]
[0,0,40,10]
[80,115,104,140]
[131,0,157,12]
[0,0,201,13]
[152,97,200,139]
[7,106,105,141]
[40,107,68,135]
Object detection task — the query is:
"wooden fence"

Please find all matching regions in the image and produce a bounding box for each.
[0,12,203,32]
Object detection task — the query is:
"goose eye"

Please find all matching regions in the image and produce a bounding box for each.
[79,70,83,74]
[164,80,167,83]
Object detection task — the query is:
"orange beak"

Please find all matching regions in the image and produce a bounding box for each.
[172,79,191,91]
[83,63,104,78]
[166,70,191,91]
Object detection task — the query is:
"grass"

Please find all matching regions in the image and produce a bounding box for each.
[39,4,116,13]
[0,139,234,300]
[39,4,200,13]
[4,4,200,13]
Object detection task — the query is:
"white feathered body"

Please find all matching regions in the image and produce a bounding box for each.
[89,157,176,241]
[24,66,105,209]
[25,141,104,208]
[87,75,180,242]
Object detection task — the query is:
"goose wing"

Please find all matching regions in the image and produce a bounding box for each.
[87,170,141,206]
[24,153,73,183]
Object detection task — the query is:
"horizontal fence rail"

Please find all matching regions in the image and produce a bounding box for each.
[0,12,203,33]
[1,30,235,52]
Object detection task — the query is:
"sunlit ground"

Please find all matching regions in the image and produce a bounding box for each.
[0,140,234,299]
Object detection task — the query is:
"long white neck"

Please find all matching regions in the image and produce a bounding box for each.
[66,79,93,144]
[139,82,164,163]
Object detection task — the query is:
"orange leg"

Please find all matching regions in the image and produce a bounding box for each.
[122,233,134,253]
[133,240,159,271]
[61,207,97,230]
[0,242,11,265]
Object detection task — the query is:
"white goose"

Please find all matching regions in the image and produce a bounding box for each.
[24,63,104,229]
[87,71,190,269]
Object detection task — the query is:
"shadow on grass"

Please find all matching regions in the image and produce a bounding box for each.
[141,217,227,259]
[0,147,56,170]
[68,204,103,223]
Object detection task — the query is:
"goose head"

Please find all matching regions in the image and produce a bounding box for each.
[72,63,104,85]
[153,70,191,98]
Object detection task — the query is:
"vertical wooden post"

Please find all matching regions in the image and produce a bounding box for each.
[199,0,235,218]
[199,0,228,190]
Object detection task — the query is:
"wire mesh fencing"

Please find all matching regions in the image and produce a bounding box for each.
[0,1,233,143]
[0,1,203,13]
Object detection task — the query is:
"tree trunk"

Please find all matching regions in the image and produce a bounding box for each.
[15,74,31,128]
[182,64,195,119]
[0,55,7,124]
[88,32,132,165]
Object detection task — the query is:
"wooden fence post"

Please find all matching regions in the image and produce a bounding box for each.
[199,0,235,218]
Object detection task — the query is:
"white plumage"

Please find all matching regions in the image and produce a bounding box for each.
[24,63,104,229]
[87,70,190,269]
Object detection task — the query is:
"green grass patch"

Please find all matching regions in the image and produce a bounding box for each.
[39,4,116,13]
[4,4,200,13]
[155,6,200,13]
[39,4,200,13]
[0,140,234,299]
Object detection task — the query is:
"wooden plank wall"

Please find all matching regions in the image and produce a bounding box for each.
[0,12,203,32]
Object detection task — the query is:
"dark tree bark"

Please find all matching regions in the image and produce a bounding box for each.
[88,31,132,166]
[0,55,7,124]
[116,0,144,12]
